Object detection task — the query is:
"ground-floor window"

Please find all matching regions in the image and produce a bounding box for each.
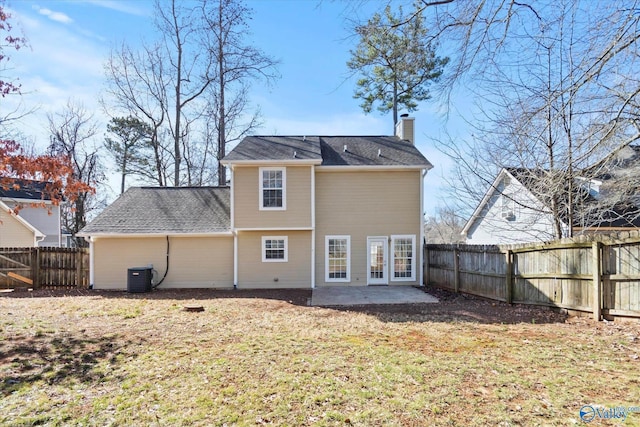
[325,235,350,282]
[262,236,288,262]
[391,235,416,281]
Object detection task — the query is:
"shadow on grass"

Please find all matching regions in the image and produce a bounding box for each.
[323,287,569,325]
[0,332,140,396]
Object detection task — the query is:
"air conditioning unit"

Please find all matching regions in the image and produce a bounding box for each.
[502,211,515,221]
[127,267,153,293]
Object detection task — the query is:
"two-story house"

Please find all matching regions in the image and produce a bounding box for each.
[0,180,63,247]
[79,117,433,289]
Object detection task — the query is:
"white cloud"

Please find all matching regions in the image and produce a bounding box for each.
[33,6,73,24]
[83,0,149,16]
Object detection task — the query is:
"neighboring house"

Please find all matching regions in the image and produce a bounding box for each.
[79,116,433,289]
[461,168,563,244]
[0,180,62,247]
[462,149,640,244]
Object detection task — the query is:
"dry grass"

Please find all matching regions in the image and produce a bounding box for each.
[1,288,639,426]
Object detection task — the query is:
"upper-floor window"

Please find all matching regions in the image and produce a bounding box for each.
[259,167,286,210]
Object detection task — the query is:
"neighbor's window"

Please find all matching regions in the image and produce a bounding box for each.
[391,235,415,281]
[325,235,350,282]
[259,167,286,210]
[262,236,288,262]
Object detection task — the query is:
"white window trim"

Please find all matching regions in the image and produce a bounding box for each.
[262,236,288,262]
[390,234,416,282]
[325,235,351,283]
[259,167,286,211]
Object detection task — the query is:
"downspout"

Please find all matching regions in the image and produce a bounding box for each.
[310,165,316,289]
[230,166,238,289]
[57,205,61,247]
[84,236,95,289]
[419,173,425,286]
[233,233,238,289]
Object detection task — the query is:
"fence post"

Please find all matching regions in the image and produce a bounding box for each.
[76,249,84,289]
[592,241,602,321]
[30,247,40,289]
[423,245,430,287]
[505,249,513,304]
[454,247,460,293]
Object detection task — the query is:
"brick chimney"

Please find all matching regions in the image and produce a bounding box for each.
[395,114,415,144]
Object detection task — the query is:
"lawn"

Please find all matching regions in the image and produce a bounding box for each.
[1,288,639,426]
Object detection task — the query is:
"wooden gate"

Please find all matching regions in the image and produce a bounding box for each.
[0,248,33,288]
[0,247,89,289]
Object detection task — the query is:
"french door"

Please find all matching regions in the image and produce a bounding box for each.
[367,237,388,285]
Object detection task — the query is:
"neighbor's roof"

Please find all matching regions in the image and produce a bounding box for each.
[0,179,51,201]
[79,187,230,236]
[222,135,433,168]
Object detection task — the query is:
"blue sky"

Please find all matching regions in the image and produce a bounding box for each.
[5,0,460,214]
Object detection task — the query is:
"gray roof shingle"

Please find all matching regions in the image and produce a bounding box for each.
[223,135,432,168]
[80,187,230,235]
[223,136,322,162]
[0,179,51,200]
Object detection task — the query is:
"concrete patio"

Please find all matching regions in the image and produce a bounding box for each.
[310,286,439,306]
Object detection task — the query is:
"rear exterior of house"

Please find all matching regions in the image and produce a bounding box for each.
[80,117,432,289]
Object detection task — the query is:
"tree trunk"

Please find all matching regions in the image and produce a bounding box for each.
[217,0,226,187]
[120,146,127,194]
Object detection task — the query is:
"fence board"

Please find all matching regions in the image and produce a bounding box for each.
[425,237,640,320]
[0,247,89,289]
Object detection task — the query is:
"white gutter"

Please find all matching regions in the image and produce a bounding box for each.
[77,231,233,239]
[316,165,432,172]
[221,159,322,166]
[0,197,54,205]
[233,227,313,232]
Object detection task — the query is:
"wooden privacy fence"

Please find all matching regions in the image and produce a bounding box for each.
[0,247,89,289]
[425,236,640,321]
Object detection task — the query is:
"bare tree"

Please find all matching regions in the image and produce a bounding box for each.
[424,206,465,244]
[419,1,640,239]
[48,101,105,245]
[0,2,32,136]
[103,42,171,186]
[199,0,279,186]
[103,0,277,187]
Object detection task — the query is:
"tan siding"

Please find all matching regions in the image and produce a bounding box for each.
[93,236,233,289]
[0,210,35,247]
[233,166,312,229]
[237,230,311,288]
[315,170,422,286]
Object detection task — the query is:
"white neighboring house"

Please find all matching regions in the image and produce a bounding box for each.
[461,168,567,244]
[0,181,62,247]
